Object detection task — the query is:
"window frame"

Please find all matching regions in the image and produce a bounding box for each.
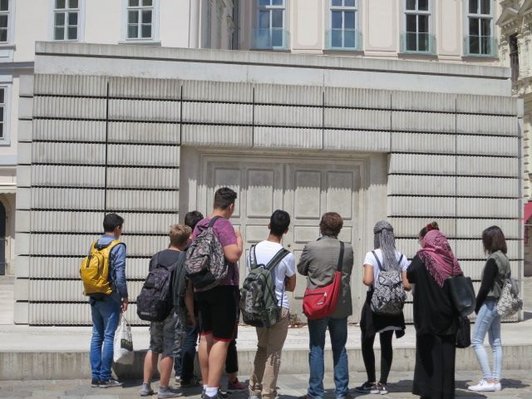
[328,0,359,51]
[0,0,14,46]
[122,0,160,43]
[402,0,434,54]
[50,0,84,42]
[464,0,496,57]
[0,84,11,146]
[254,0,288,50]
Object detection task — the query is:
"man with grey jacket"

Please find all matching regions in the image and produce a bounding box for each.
[297,212,354,399]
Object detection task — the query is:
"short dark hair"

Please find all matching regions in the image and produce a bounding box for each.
[103,213,124,233]
[270,209,290,236]
[319,212,343,238]
[184,211,204,230]
[213,187,237,210]
[482,225,507,254]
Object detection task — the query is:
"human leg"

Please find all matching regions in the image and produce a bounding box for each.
[260,310,290,399]
[471,302,497,381]
[307,318,328,399]
[89,301,104,382]
[179,324,199,382]
[486,303,502,382]
[250,326,269,395]
[98,297,121,382]
[328,317,349,399]
[379,330,394,385]
[360,330,377,384]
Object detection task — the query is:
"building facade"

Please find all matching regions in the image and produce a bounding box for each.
[0,0,523,324]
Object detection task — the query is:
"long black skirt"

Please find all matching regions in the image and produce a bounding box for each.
[413,333,456,399]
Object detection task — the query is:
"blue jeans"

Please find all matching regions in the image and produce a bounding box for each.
[174,323,199,380]
[89,296,121,381]
[307,317,349,399]
[471,299,502,381]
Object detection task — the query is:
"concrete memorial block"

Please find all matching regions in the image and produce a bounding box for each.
[457,114,519,136]
[17,120,33,142]
[392,111,455,133]
[182,125,253,147]
[388,175,455,196]
[454,239,520,261]
[106,168,179,190]
[388,153,456,175]
[109,76,181,99]
[456,176,518,197]
[255,84,322,106]
[457,135,518,156]
[324,87,390,108]
[27,280,145,302]
[33,74,107,97]
[18,96,33,120]
[455,218,519,239]
[253,127,322,149]
[182,80,253,103]
[254,105,321,128]
[391,91,456,113]
[32,142,105,165]
[456,197,518,218]
[324,108,390,130]
[391,132,456,153]
[108,121,180,144]
[109,99,180,122]
[107,144,179,167]
[30,211,101,233]
[323,130,390,152]
[106,189,178,212]
[31,188,104,210]
[31,165,105,187]
[17,142,32,165]
[33,119,106,142]
[18,75,34,98]
[15,188,31,211]
[113,212,180,234]
[387,217,457,238]
[456,156,519,177]
[389,196,456,217]
[456,94,518,116]
[33,97,106,119]
[182,102,253,124]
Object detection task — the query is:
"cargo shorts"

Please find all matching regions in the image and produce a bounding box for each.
[149,311,184,358]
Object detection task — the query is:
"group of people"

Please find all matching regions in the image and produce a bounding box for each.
[86,187,512,399]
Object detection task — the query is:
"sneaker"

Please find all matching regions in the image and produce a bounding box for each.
[228,378,247,391]
[377,383,388,395]
[354,382,376,394]
[91,378,100,388]
[139,383,155,396]
[181,377,202,388]
[468,379,496,392]
[99,379,123,388]
[204,392,227,399]
[493,382,502,391]
[158,387,182,399]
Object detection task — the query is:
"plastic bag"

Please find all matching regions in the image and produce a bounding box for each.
[113,315,134,365]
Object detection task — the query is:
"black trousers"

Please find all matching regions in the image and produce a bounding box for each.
[361,329,394,384]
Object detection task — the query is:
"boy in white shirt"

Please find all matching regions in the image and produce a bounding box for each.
[248,210,296,399]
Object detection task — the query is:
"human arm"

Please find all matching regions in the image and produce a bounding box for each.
[218,222,243,263]
[402,271,411,291]
[184,280,196,327]
[111,243,128,311]
[475,258,498,314]
[296,246,311,276]
[362,264,374,286]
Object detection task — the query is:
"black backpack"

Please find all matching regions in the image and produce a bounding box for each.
[137,252,185,322]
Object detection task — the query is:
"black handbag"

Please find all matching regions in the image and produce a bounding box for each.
[455,315,471,348]
[446,272,476,317]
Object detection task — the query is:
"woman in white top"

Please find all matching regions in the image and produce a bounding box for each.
[355,221,410,395]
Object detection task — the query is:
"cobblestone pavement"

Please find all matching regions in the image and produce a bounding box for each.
[1,370,532,399]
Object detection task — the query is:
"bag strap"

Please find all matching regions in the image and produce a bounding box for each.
[208,216,222,228]
[265,248,290,271]
[337,241,345,272]
[371,250,383,270]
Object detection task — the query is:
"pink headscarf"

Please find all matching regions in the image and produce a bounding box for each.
[417,229,462,287]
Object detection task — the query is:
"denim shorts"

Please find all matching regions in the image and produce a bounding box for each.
[149,311,179,357]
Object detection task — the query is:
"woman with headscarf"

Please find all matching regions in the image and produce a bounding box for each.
[407,222,462,399]
[355,221,410,395]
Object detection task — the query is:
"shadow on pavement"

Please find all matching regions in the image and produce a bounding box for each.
[502,378,530,389]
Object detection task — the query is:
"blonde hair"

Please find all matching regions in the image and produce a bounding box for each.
[169,224,191,248]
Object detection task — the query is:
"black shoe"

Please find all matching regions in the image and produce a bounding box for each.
[99,379,123,388]
[354,382,376,394]
[90,378,100,388]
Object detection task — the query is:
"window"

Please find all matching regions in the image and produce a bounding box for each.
[0,88,5,142]
[466,0,494,56]
[53,0,80,41]
[328,0,359,50]
[255,0,287,49]
[0,0,9,43]
[127,0,154,40]
[403,0,432,53]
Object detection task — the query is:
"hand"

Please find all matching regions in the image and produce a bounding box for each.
[187,314,197,328]
[121,298,129,312]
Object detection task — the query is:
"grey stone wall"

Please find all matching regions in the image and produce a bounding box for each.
[14,43,522,325]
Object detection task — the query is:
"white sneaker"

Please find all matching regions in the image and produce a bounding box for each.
[468,380,496,392]
[493,382,502,391]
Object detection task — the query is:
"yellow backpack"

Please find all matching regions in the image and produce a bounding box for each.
[80,240,122,296]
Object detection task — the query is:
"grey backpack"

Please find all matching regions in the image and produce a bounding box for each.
[240,245,289,328]
[184,216,227,292]
[370,250,407,316]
